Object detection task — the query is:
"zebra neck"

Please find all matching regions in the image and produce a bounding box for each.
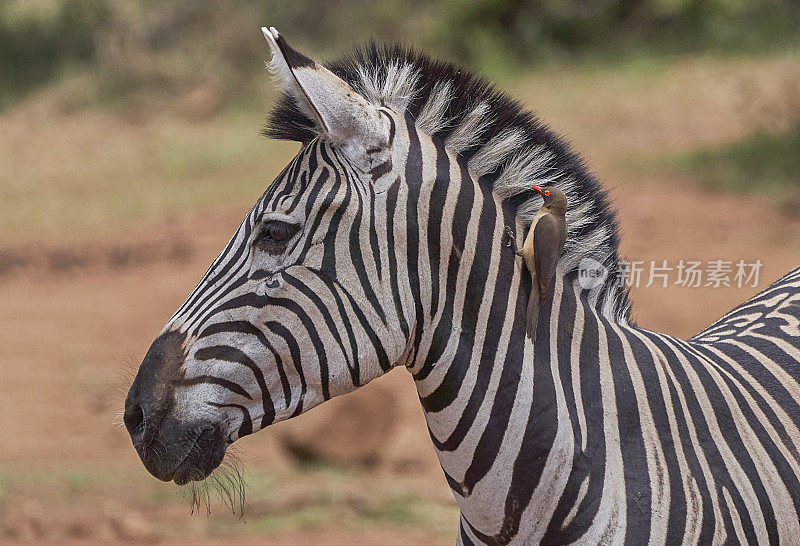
[413,270,637,542]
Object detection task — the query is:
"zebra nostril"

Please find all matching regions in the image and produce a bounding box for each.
[124,402,145,440]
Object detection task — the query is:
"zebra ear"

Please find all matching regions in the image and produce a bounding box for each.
[261,27,389,150]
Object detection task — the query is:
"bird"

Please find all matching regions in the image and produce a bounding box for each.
[505,185,567,341]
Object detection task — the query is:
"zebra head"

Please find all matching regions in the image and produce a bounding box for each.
[125,28,629,489]
[124,30,412,485]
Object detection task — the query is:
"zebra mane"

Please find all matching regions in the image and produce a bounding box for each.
[264,43,632,323]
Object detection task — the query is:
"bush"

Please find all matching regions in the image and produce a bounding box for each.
[1,0,798,109]
[0,0,106,105]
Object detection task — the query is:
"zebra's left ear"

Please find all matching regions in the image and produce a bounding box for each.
[262,27,390,156]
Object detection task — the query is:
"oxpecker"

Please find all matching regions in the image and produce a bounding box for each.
[506,185,567,340]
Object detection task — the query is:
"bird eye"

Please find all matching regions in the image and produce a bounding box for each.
[544,190,550,196]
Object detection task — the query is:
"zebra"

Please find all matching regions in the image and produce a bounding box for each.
[123,27,800,544]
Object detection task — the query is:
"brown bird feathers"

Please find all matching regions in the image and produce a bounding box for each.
[506,186,567,341]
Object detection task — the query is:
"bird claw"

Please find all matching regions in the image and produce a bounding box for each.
[504,226,518,252]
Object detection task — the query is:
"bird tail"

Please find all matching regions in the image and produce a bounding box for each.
[526,290,540,342]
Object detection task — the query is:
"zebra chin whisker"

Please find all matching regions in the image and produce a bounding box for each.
[183,449,249,518]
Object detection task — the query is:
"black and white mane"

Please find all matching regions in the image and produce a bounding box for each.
[265,43,632,323]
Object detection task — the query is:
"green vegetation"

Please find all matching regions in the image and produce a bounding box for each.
[0,0,101,102]
[2,0,799,110]
[64,471,93,499]
[431,0,800,69]
[676,125,800,201]
[2,49,797,237]
[1,2,798,237]
[0,473,8,509]
[359,493,457,528]
[0,464,457,539]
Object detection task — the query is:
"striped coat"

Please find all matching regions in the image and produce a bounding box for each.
[123,28,800,544]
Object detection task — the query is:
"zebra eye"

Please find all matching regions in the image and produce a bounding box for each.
[255,220,298,252]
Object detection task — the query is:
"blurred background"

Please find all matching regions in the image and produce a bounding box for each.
[1,0,799,543]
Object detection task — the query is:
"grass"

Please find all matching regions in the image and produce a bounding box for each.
[0,473,8,509]
[208,489,458,537]
[359,493,457,528]
[0,108,299,236]
[675,125,800,202]
[0,463,458,540]
[2,50,797,238]
[204,465,457,537]
[63,471,93,499]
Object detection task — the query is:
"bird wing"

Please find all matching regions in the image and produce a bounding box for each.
[533,214,563,300]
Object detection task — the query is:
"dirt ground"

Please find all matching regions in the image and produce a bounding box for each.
[1,53,799,544]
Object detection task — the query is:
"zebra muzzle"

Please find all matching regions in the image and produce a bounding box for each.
[124,330,227,483]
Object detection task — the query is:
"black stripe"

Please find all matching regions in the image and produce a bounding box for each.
[199,321,292,414]
[622,329,688,545]
[686,342,800,528]
[671,337,780,544]
[176,375,252,400]
[296,168,337,264]
[467,279,558,543]
[283,272,358,385]
[602,317,651,545]
[415,153,474,381]
[427,138,448,319]
[209,402,252,438]
[420,166,497,413]
[187,275,249,334]
[711,341,800,433]
[385,176,409,339]
[556,288,605,541]
[269,296,331,400]
[368,182,382,283]
[543,279,590,542]
[691,341,800,464]
[182,218,253,329]
[647,333,756,544]
[195,345,275,428]
[460,272,527,495]
[265,320,307,417]
[306,266,392,372]
[428,205,516,451]
[404,116,425,364]
[459,518,477,546]
[336,148,388,325]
